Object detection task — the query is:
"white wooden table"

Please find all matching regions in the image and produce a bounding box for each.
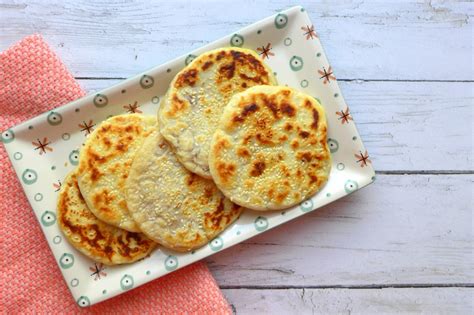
[2,1,472,313]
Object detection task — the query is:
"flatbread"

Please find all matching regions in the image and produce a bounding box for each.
[158,47,277,178]
[77,114,156,232]
[208,85,331,210]
[125,130,243,252]
[57,170,156,265]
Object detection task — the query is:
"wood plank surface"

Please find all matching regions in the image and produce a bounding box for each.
[205,174,473,286]
[1,0,472,80]
[222,288,473,314]
[2,1,472,312]
[78,79,474,171]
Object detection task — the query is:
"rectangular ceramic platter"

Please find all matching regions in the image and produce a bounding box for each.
[2,6,375,307]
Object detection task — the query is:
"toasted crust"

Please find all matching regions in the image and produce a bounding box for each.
[158,47,277,178]
[125,130,243,252]
[209,85,331,210]
[77,114,156,232]
[57,170,156,265]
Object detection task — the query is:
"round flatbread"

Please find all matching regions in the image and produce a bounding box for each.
[125,130,243,252]
[158,47,277,178]
[209,85,331,211]
[77,114,156,232]
[57,170,156,265]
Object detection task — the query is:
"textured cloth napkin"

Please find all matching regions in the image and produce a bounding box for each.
[0,34,231,314]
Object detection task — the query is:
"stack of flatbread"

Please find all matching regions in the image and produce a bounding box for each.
[57,47,331,265]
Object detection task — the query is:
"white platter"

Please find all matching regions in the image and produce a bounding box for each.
[1,6,375,307]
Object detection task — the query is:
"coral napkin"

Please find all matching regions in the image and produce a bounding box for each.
[0,34,231,314]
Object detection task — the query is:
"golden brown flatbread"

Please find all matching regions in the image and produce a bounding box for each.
[77,114,156,232]
[125,130,243,252]
[208,85,331,210]
[158,47,277,178]
[57,170,156,265]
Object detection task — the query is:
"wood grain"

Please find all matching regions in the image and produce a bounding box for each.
[78,79,474,171]
[205,174,473,287]
[1,0,472,80]
[222,288,473,314]
[3,1,472,311]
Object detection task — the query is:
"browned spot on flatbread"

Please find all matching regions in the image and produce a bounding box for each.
[242,103,259,116]
[244,179,254,189]
[212,137,231,157]
[219,62,236,79]
[204,187,214,198]
[250,161,266,177]
[86,149,107,182]
[237,147,250,158]
[103,138,112,148]
[232,103,259,123]
[202,60,214,71]
[232,115,243,123]
[216,162,236,185]
[175,69,199,87]
[219,83,232,94]
[265,101,279,118]
[256,132,274,145]
[90,167,103,182]
[231,50,269,78]
[97,206,112,216]
[230,50,243,60]
[103,189,115,204]
[116,143,127,152]
[166,94,189,118]
[304,100,313,109]
[298,152,313,162]
[216,50,226,61]
[299,131,310,138]
[239,73,264,83]
[204,197,236,230]
[100,125,111,133]
[92,189,115,209]
[242,133,253,145]
[280,89,291,97]
[186,173,199,187]
[281,103,296,117]
[119,200,127,209]
[291,139,299,149]
[280,164,291,177]
[276,191,289,203]
[108,162,120,174]
[267,188,274,198]
[311,109,319,129]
